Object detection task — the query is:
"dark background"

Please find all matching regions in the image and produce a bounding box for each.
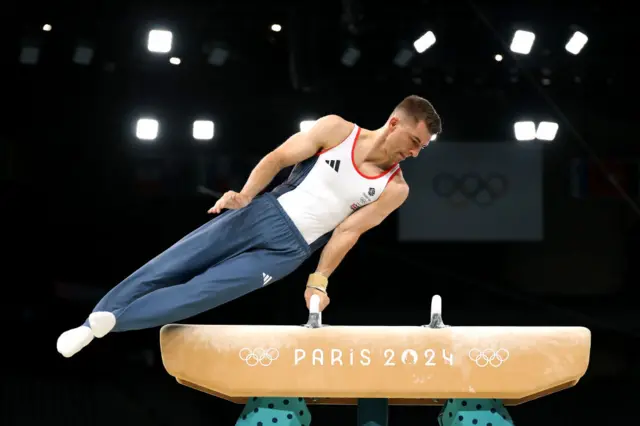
[3,0,638,424]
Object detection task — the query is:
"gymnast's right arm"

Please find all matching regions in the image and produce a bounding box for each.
[238,115,345,200]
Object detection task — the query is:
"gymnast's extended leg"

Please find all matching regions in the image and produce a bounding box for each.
[104,246,307,332]
[56,198,273,357]
[56,194,311,358]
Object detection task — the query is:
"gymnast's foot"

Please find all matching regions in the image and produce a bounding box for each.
[56,326,93,358]
[88,311,116,338]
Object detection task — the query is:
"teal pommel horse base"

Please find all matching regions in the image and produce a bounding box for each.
[159,295,591,426]
[233,396,514,426]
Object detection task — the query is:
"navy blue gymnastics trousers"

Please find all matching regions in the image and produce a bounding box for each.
[86,193,312,332]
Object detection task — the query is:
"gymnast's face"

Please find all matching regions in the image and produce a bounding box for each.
[385,117,432,162]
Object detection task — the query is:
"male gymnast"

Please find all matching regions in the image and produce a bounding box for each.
[56,95,442,358]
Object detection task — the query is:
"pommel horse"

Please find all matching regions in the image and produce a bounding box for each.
[159,295,591,426]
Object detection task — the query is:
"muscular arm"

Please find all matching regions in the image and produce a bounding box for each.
[314,174,410,279]
[239,115,351,199]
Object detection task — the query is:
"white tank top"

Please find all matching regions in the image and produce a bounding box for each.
[276,124,400,245]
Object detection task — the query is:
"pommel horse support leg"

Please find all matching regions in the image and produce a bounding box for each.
[159,295,591,426]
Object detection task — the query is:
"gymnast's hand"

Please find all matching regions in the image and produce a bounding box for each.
[304,287,330,312]
[208,191,252,214]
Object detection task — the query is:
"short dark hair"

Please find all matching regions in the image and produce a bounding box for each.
[393,95,442,135]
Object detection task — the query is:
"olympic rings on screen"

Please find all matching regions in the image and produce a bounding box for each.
[432,172,509,206]
[468,348,510,367]
[238,347,280,366]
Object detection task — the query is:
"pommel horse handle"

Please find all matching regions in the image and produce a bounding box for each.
[303,294,326,328]
[426,294,447,329]
[302,295,446,329]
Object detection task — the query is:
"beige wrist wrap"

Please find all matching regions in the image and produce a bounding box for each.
[306,272,328,293]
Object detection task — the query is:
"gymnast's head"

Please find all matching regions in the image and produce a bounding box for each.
[383,95,441,162]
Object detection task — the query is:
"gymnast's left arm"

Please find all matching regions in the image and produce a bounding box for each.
[309,175,410,292]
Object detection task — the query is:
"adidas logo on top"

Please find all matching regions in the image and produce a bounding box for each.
[325,159,340,172]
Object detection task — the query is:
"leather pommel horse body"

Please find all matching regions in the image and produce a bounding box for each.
[159,296,591,426]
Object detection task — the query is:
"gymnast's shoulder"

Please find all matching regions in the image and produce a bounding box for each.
[307,115,355,150]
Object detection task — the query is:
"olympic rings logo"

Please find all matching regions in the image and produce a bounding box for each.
[432,172,509,207]
[239,347,280,366]
[468,348,510,367]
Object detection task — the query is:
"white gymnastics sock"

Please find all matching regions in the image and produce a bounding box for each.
[56,326,94,358]
[88,311,116,338]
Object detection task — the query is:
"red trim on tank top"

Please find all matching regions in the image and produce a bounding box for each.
[383,167,401,189]
[388,167,401,181]
[351,127,398,179]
